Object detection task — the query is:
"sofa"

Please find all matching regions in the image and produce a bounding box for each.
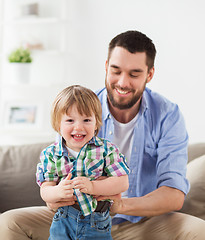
[0,141,205,221]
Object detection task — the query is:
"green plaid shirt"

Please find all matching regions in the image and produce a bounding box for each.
[36,136,129,216]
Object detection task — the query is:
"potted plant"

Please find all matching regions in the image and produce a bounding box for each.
[8,47,32,84]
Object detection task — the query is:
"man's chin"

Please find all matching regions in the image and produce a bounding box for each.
[111,102,131,110]
[111,98,138,110]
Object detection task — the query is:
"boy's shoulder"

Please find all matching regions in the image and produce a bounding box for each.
[93,136,120,151]
[94,136,113,145]
[41,141,62,157]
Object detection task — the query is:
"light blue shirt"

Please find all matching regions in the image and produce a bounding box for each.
[96,87,190,224]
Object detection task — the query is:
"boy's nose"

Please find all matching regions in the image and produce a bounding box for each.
[74,123,83,131]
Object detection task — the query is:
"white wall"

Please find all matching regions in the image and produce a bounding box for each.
[1,0,205,144]
[66,0,205,144]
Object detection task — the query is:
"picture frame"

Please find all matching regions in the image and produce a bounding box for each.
[4,101,43,129]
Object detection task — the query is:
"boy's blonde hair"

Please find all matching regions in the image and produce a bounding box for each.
[51,85,102,135]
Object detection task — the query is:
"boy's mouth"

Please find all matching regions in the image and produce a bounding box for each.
[72,134,85,140]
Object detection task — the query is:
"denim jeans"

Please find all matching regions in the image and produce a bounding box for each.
[49,206,112,240]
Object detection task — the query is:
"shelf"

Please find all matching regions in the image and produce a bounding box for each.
[3,17,67,26]
[1,81,67,88]
[1,49,67,58]
[0,0,68,146]
[32,49,67,55]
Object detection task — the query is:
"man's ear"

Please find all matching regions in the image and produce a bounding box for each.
[105,60,108,73]
[146,67,155,83]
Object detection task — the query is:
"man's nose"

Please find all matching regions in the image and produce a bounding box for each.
[118,73,128,88]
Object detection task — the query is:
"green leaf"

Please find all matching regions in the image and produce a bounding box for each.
[8,47,32,63]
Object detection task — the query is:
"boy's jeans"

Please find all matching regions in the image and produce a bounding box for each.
[49,206,112,240]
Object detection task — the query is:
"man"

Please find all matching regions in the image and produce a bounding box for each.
[1,30,205,240]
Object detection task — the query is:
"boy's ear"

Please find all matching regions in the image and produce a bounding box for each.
[94,127,98,136]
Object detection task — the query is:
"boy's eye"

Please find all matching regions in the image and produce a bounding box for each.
[84,119,91,122]
[66,119,73,122]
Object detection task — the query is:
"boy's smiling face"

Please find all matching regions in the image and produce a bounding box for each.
[60,105,97,152]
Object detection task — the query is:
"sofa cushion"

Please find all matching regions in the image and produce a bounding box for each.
[180,154,205,220]
[188,142,205,163]
[0,142,51,213]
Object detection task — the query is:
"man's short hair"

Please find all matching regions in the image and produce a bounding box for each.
[108,30,156,71]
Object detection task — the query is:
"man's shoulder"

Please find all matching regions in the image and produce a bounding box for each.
[144,88,177,112]
[95,87,106,99]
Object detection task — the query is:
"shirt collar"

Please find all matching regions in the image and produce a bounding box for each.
[53,137,67,157]
[102,90,111,121]
[87,136,104,147]
[139,88,149,115]
[55,135,104,157]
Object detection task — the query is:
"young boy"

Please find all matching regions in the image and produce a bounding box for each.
[36,85,129,240]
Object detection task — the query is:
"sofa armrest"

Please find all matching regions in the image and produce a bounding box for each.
[188,142,205,163]
[180,154,205,220]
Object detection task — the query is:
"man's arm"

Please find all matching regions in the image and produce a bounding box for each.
[98,186,185,217]
[72,175,129,196]
[46,200,75,211]
[45,174,129,211]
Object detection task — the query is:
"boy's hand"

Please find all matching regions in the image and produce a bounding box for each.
[72,176,94,194]
[57,173,74,199]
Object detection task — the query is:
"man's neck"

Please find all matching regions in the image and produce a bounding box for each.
[108,99,141,124]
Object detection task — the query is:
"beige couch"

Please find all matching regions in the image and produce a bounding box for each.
[0,142,205,220]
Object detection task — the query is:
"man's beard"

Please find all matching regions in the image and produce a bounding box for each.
[105,79,146,110]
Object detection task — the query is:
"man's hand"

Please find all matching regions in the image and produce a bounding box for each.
[96,193,123,213]
[72,176,94,194]
[47,199,76,212]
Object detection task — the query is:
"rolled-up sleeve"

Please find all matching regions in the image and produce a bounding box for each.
[36,146,58,186]
[157,104,190,194]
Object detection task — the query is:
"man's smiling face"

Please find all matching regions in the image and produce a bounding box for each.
[105,46,153,110]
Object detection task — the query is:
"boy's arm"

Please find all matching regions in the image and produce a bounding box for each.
[41,173,74,203]
[72,174,129,196]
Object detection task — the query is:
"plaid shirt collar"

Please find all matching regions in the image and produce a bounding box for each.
[54,136,104,157]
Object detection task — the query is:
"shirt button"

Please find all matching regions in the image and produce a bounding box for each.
[109,131,113,135]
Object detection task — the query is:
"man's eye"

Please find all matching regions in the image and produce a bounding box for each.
[130,74,139,78]
[113,71,121,75]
